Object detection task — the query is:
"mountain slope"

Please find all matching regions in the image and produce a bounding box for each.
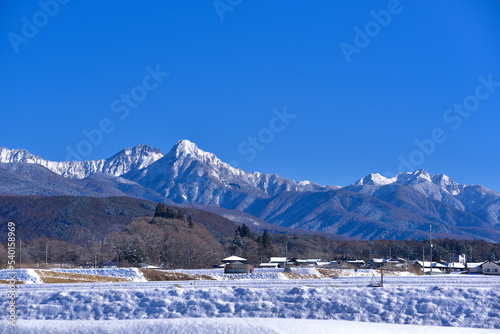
[353,170,500,228]
[0,163,165,202]
[0,195,240,244]
[0,144,163,179]
[1,141,499,242]
[242,189,500,241]
[124,140,330,209]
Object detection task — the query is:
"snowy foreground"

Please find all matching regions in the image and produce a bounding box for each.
[2,318,498,334]
[0,269,499,333]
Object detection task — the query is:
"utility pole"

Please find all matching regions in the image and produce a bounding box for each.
[422,244,425,275]
[285,242,288,269]
[19,238,22,269]
[45,240,48,269]
[429,224,433,275]
[285,237,291,267]
[380,266,384,287]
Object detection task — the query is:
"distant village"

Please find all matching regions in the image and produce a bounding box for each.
[217,254,500,276]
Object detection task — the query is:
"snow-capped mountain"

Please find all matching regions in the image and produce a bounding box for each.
[354,170,463,195]
[124,139,328,209]
[353,169,500,218]
[1,140,499,241]
[0,144,163,179]
[0,162,165,202]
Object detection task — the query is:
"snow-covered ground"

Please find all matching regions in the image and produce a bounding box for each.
[170,267,415,279]
[2,318,498,334]
[50,268,147,281]
[0,275,499,332]
[1,268,499,332]
[0,268,414,284]
[0,268,146,283]
[0,269,41,284]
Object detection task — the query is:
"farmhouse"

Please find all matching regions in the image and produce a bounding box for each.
[345,259,365,267]
[221,256,253,274]
[293,258,322,267]
[367,258,403,269]
[224,261,254,274]
[480,261,500,275]
[444,262,466,272]
[466,262,486,274]
[415,261,447,274]
[259,263,279,268]
[221,256,248,264]
[269,257,287,267]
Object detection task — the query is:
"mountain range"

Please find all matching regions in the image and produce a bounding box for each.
[1,140,499,242]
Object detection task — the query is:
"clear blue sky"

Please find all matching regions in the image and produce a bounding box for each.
[1,1,500,190]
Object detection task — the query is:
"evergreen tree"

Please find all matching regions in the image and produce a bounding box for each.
[187,215,194,228]
[240,224,252,238]
[256,235,263,247]
[176,208,185,221]
[235,226,242,237]
[262,229,271,248]
[261,229,273,258]
[165,207,176,219]
[154,203,167,218]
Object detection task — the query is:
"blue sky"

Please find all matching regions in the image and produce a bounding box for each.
[1,1,500,190]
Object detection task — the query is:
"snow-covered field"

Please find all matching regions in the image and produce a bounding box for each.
[0,267,413,283]
[1,270,499,333]
[2,318,498,334]
[51,268,147,281]
[0,268,146,283]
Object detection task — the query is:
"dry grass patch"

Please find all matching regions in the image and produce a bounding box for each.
[35,270,132,284]
[283,271,320,279]
[141,269,215,281]
[317,269,342,278]
[0,280,23,284]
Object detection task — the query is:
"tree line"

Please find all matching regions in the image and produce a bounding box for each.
[1,202,499,269]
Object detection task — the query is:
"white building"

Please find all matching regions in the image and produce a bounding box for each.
[269,257,287,267]
[415,261,447,274]
[222,256,247,263]
[481,261,500,275]
[444,262,466,271]
[220,256,248,267]
[466,262,486,273]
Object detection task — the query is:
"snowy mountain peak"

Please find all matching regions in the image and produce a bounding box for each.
[0,147,42,163]
[354,173,395,186]
[351,169,472,210]
[0,144,164,179]
[410,169,432,182]
[173,139,198,155]
[120,144,160,156]
[169,139,217,163]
